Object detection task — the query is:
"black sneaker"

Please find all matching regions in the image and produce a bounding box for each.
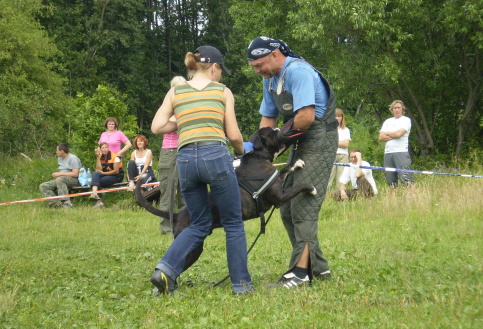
[313,270,331,280]
[150,270,177,294]
[267,272,310,289]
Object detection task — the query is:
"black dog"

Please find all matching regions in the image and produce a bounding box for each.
[135,127,316,272]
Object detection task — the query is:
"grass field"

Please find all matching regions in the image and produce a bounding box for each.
[0,164,482,328]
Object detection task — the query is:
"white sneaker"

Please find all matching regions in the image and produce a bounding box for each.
[267,272,310,289]
[90,193,100,200]
[62,201,73,208]
[93,201,104,209]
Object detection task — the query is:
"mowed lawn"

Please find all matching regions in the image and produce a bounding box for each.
[0,174,482,328]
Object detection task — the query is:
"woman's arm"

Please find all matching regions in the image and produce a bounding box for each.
[118,139,132,157]
[95,151,103,172]
[136,150,153,179]
[152,88,177,135]
[223,87,243,155]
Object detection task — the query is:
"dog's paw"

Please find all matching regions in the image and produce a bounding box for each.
[291,159,305,171]
[310,187,317,196]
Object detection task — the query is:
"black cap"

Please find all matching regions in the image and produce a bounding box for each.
[195,46,231,75]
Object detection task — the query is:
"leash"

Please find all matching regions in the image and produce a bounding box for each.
[212,167,280,287]
[213,206,276,287]
[168,162,178,238]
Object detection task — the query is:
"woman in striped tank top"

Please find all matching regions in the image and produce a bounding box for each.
[150,46,253,295]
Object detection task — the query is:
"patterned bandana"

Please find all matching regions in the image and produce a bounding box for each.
[247,36,301,61]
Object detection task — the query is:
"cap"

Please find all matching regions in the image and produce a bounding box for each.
[247,36,281,61]
[194,46,231,75]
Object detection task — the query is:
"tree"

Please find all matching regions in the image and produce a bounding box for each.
[67,85,138,168]
[0,0,70,157]
[288,0,482,158]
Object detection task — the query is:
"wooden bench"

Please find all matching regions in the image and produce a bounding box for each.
[70,182,129,193]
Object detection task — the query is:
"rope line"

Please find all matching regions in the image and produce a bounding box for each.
[332,163,483,178]
[1,162,481,206]
[0,182,159,206]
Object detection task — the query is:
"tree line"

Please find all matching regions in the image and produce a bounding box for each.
[1,0,481,164]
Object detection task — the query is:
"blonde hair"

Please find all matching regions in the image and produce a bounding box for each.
[185,52,216,80]
[335,108,346,129]
[389,100,406,112]
[170,76,187,87]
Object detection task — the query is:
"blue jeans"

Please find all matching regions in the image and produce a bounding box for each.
[155,142,252,293]
[91,172,123,198]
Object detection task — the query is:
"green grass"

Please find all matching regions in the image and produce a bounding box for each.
[0,161,482,328]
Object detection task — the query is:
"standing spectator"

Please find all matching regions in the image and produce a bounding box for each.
[89,142,124,208]
[333,149,378,201]
[39,143,82,208]
[127,134,157,191]
[98,117,132,159]
[247,36,337,288]
[158,76,186,235]
[327,108,351,189]
[378,100,414,187]
[150,46,253,295]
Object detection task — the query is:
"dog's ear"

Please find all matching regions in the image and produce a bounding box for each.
[252,135,263,151]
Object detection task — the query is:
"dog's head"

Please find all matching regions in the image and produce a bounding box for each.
[248,127,286,161]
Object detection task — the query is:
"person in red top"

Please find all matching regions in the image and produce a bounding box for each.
[89,142,124,208]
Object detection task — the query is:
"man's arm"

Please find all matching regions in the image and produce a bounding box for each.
[378,128,407,141]
[292,106,315,130]
[260,116,277,128]
[52,168,79,178]
[354,152,364,178]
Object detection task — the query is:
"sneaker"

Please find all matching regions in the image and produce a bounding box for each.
[48,201,62,208]
[127,182,135,192]
[313,270,331,280]
[93,201,104,209]
[151,270,177,294]
[90,193,100,200]
[267,272,310,289]
[62,201,73,208]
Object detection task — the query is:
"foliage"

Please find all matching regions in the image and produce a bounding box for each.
[67,85,138,168]
[287,0,482,157]
[1,157,482,327]
[0,0,71,157]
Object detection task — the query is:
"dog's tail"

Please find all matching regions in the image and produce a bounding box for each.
[134,177,178,220]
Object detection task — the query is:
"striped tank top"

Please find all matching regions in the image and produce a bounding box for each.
[173,82,227,150]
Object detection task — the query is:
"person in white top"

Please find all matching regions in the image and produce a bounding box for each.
[127,134,157,191]
[378,100,414,187]
[333,149,377,201]
[327,108,351,189]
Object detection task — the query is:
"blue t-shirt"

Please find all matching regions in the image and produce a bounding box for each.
[259,57,328,118]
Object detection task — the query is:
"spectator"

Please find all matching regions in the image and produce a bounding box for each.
[247,36,337,288]
[39,143,82,208]
[98,117,132,159]
[378,100,414,187]
[149,46,253,295]
[89,142,124,208]
[127,135,157,191]
[333,149,378,201]
[158,76,186,235]
[327,108,351,189]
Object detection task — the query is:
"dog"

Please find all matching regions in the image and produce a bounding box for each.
[135,127,316,272]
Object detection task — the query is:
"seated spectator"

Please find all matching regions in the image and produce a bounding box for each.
[39,143,82,208]
[127,134,157,191]
[333,149,378,201]
[89,142,124,208]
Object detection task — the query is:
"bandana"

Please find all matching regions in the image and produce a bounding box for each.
[247,36,301,61]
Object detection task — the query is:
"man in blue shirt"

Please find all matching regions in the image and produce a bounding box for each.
[247,36,338,288]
